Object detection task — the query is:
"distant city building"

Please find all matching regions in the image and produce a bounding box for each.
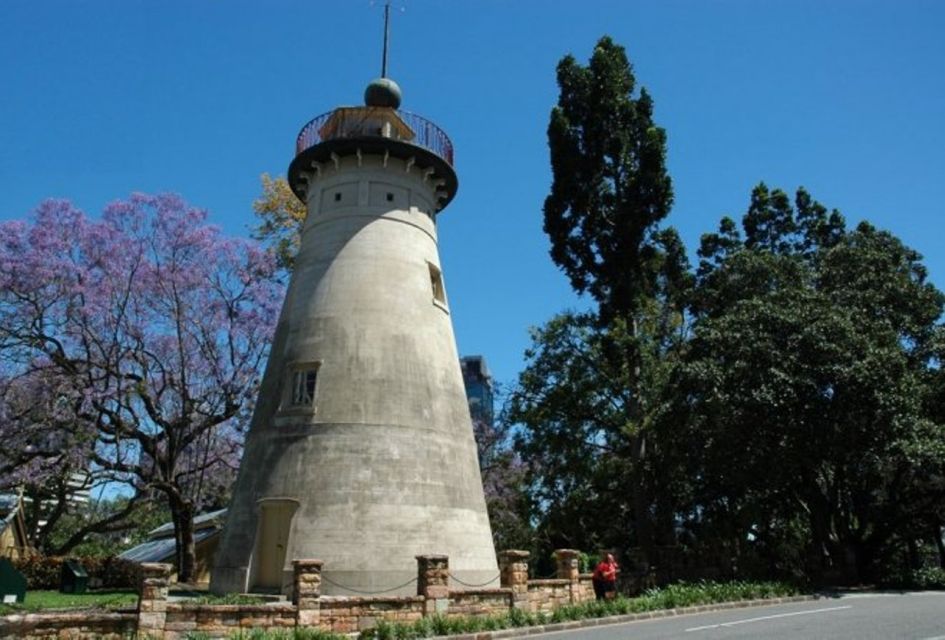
[22,470,93,534]
[63,471,92,506]
[461,355,495,427]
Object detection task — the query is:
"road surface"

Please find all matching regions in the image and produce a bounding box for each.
[524,592,945,639]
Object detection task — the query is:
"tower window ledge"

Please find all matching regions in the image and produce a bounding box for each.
[432,298,449,314]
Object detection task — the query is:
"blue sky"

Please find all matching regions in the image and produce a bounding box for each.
[2,1,943,391]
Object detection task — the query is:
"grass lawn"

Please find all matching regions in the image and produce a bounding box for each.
[0,589,138,614]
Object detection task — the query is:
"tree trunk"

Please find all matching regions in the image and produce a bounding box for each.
[932,519,945,569]
[625,316,655,564]
[907,538,921,571]
[630,432,655,559]
[167,492,197,584]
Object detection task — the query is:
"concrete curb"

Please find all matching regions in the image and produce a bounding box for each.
[431,595,819,640]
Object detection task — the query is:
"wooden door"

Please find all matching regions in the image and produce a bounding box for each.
[253,500,296,590]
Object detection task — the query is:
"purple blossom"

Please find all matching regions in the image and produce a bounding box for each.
[0,194,283,569]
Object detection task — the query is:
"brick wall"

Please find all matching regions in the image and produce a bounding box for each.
[575,575,596,602]
[0,611,137,638]
[447,588,512,618]
[526,579,571,613]
[319,595,425,633]
[162,603,297,640]
[0,549,604,638]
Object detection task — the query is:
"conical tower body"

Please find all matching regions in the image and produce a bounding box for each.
[211,80,498,595]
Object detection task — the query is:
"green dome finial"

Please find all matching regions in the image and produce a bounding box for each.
[364,77,402,109]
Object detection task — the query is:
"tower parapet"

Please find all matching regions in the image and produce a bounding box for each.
[288,85,457,211]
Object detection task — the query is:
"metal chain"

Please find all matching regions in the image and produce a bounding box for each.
[447,572,502,588]
[319,574,418,596]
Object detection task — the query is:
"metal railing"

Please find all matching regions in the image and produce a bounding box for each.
[295,108,454,167]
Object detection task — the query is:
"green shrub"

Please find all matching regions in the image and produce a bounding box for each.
[12,555,140,590]
[913,567,945,589]
[188,593,268,605]
[356,580,799,639]
[411,616,434,637]
[508,607,535,627]
[637,579,797,610]
[429,614,451,636]
[229,629,347,640]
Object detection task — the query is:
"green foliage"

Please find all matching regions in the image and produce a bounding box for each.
[548,580,796,622]
[187,593,268,605]
[226,629,347,640]
[354,581,796,638]
[901,567,945,589]
[520,34,692,563]
[41,498,169,558]
[544,36,683,321]
[12,555,139,590]
[552,550,595,573]
[881,565,945,590]
[251,173,308,273]
[359,612,514,639]
[0,589,137,614]
[509,308,687,557]
[519,33,944,591]
[667,184,945,583]
[640,580,796,610]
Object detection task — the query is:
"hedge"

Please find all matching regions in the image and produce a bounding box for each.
[13,555,140,590]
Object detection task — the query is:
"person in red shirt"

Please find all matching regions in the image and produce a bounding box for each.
[592,553,619,600]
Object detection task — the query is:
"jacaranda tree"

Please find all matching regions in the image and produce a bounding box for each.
[0,194,282,580]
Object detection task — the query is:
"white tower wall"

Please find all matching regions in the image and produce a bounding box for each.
[212,153,498,595]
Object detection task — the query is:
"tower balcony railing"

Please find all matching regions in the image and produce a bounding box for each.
[295,108,454,167]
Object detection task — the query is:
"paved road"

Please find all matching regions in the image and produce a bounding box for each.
[525,592,945,639]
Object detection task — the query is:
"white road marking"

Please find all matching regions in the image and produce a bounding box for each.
[685,605,853,632]
[832,590,945,598]
[917,636,945,640]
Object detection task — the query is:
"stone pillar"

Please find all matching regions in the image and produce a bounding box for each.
[553,549,580,603]
[553,549,580,581]
[293,559,323,627]
[416,555,449,616]
[137,562,171,638]
[498,550,529,611]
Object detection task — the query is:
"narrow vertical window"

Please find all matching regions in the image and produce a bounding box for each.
[428,263,446,307]
[291,369,317,406]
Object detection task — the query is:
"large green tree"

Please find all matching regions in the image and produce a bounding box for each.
[665,184,945,582]
[513,36,690,559]
[544,37,683,323]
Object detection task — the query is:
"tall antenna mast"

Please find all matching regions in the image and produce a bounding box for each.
[381,0,391,78]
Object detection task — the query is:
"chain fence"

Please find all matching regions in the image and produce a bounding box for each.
[319,574,418,596]
[447,572,502,588]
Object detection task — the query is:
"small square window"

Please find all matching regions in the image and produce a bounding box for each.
[334,192,342,202]
[386,192,394,202]
[290,369,317,407]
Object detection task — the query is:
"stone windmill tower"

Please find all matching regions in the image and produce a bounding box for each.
[211,16,498,596]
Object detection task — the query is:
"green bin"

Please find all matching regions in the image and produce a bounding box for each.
[60,558,89,594]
